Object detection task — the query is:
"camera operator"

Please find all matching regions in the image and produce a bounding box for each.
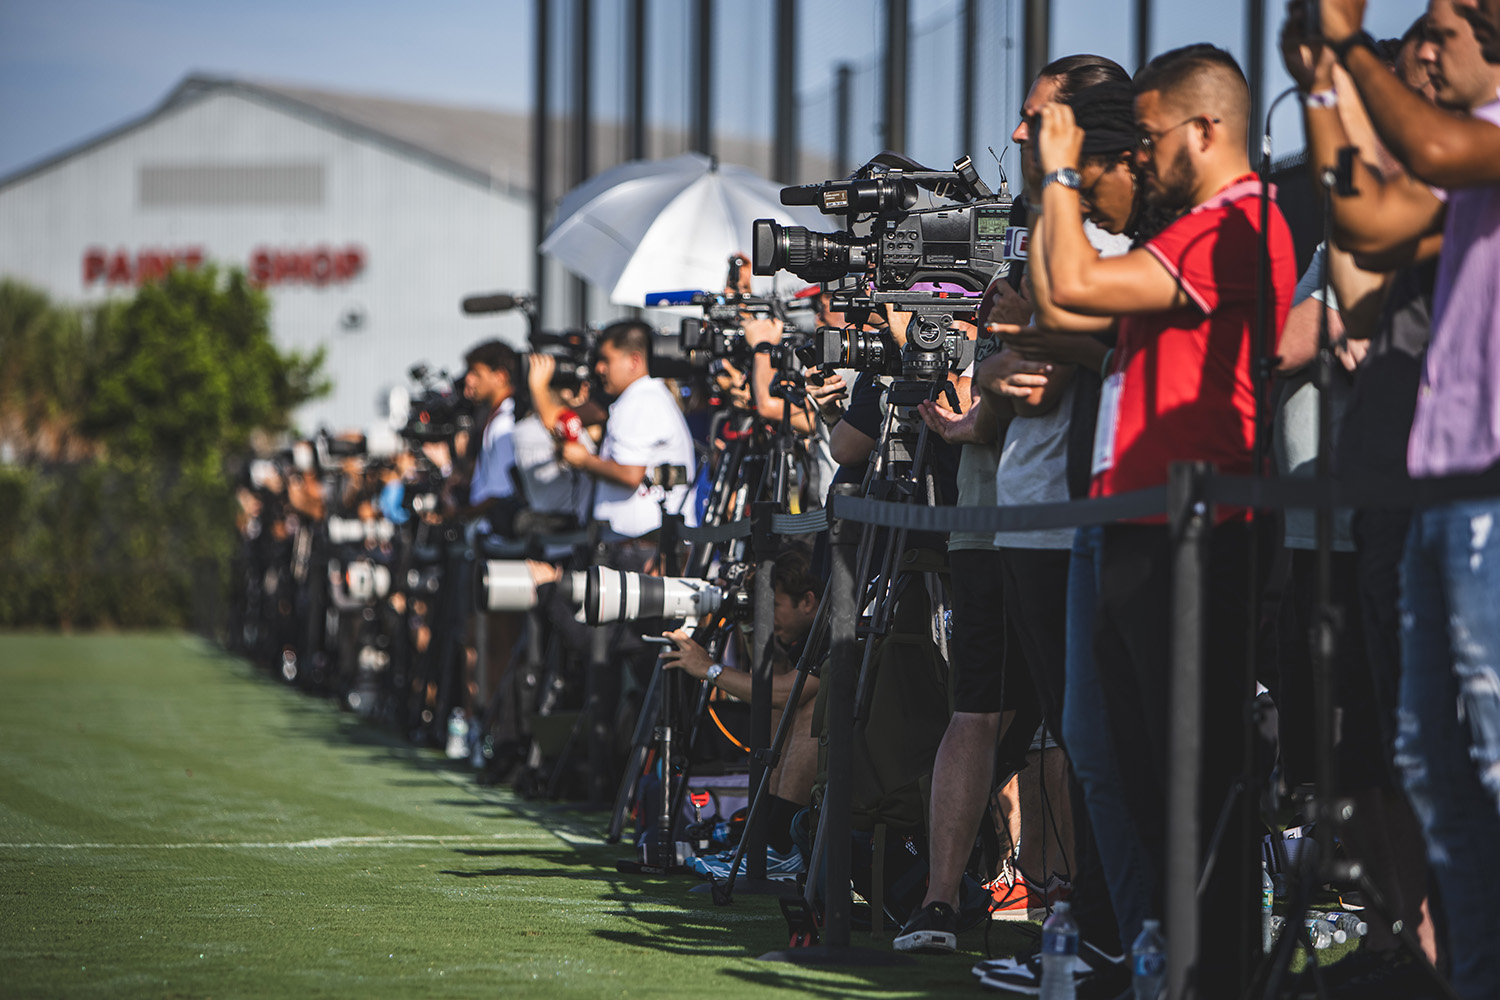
[659,543,822,876]
[561,320,695,547]
[518,352,595,533]
[1033,43,1298,991]
[457,340,521,531]
[1301,0,1500,992]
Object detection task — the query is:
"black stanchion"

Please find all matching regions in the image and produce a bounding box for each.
[1166,461,1210,1000]
[742,502,777,884]
[760,487,913,967]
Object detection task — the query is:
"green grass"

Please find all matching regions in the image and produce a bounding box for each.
[0,634,1033,998]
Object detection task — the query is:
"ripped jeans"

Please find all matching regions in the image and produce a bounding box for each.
[1398,498,1500,999]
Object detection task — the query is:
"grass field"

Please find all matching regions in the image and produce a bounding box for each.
[0,634,1036,998]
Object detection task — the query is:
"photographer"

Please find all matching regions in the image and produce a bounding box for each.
[659,543,823,877]
[561,320,695,545]
[1305,0,1500,993]
[1035,43,1298,992]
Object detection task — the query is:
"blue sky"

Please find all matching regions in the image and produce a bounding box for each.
[0,0,1425,181]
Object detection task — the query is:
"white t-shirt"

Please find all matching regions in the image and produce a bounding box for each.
[594,377,696,537]
[469,397,516,505]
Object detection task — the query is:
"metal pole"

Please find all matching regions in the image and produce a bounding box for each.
[961,0,977,156]
[883,0,909,153]
[1166,461,1210,999]
[743,502,778,882]
[823,488,858,948]
[533,0,550,325]
[1023,0,1050,100]
[835,63,853,177]
[1134,0,1152,72]
[572,0,592,327]
[629,0,647,161]
[774,0,799,182]
[1246,0,1267,163]
[693,0,714,155]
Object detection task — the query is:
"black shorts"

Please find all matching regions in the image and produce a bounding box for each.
[949,548,1027,714]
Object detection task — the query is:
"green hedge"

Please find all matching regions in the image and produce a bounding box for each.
[0,269,325,629]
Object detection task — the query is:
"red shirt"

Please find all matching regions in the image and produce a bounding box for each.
[1090,176,1297,518]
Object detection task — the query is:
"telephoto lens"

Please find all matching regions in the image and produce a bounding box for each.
[475,561,591,613]
[751,219,870,282]
[580,568,724,626]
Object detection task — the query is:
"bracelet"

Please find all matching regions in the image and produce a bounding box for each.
[1303,89,1338,109]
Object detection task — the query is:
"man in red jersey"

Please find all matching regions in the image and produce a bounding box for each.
[1034,43,1298,993]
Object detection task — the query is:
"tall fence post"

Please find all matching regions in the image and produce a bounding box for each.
[1166,461,1211,998]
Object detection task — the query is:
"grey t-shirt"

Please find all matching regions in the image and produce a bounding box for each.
[994,380,1077,550]
[1274,244,1354,551]
[950,330,1002,552]
[512,412,592,522]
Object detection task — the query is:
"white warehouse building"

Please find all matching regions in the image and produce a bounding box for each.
[0,75,538,433]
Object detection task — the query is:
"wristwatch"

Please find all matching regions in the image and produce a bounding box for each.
[705,663,724,685]
[1042,168,1082,192]
[1331,30,1379,65]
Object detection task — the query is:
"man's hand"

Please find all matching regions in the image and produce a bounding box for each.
[559,440,591,468]
[527,352,555,394]
[660,629,714,680]
[976,347,1053,399]
[805,367,848,413]
[917,395,993,444]
[1332,335,1370,372]
[981,276,1034,328]
[743,316,783,347]
[1037,104,1085,176]
[1318,0,1366,44]
[1281,2,1337,91]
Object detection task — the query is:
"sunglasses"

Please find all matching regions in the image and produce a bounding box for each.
[1136,115,1221,152]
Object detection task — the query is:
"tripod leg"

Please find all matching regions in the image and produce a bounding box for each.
[606,658,662,843]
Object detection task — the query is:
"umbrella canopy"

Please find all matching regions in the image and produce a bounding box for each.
[540,152,830,306]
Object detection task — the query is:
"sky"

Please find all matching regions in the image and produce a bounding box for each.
[0,0,1426,182]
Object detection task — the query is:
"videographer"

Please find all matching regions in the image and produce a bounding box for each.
[659,543,823,878]
[518,352,594,532]
[1301,0,1500,992]
[1035,43,1297,992]
[561,320,695,547]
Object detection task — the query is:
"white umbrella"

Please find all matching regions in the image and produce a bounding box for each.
[540,152,831,307]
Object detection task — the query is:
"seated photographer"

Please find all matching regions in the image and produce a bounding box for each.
[560,320,695,551]
[659,543,823,875]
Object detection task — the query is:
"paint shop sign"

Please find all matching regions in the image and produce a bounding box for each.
[83,244,366,288]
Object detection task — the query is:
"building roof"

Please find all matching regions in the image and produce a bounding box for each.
[1,74,832,199]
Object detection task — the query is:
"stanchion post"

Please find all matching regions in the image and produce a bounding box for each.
[1166,461,1211,1000]
[744,501,778,883]
[823,493,858,948]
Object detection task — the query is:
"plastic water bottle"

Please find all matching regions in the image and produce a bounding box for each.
[1314,910,1368,939]
[1303,917,1336,950]
[1040,901,1079,1000]
[1131,919,1167,1000]
[445,708,468,760]
[1262,862,1275,953]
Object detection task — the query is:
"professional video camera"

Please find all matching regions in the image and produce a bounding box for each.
[646,289,816,376]
[528,329,593,389]
[752,154,1013,292]
[402,365,474,444]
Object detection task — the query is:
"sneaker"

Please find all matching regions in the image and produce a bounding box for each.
[688,845,804,882]
[893,901,958,954]
[975,939,1126,996]
[986,870,1071,921]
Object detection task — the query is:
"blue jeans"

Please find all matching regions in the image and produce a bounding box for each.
[1063,524,1155,949]
[1398,499,1500,999]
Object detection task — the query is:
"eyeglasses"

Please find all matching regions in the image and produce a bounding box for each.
[1136,116,1221,152]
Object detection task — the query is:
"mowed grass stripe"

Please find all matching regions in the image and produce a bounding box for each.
[0,634,1025,998]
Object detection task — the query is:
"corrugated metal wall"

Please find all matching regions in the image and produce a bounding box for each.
[0,89,533,436]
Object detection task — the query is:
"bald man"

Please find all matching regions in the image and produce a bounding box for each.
[1033,43,1298,993]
